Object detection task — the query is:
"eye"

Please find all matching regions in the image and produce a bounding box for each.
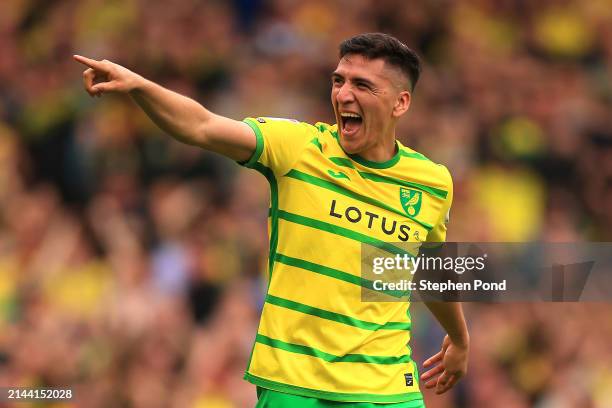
[355,81,370,90]
[332,77,343,86]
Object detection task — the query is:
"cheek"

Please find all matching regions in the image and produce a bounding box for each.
[331,92,339,108]
[373,102,394,120]
[366,105,385,123]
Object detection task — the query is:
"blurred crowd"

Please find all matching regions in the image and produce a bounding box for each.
[1,0,612,407]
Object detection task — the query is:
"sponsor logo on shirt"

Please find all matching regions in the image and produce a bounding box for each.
[329,199,411,242]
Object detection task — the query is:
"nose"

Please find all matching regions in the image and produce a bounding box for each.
[336,83,355,104]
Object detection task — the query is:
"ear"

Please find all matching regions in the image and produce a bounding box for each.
[392,91,411,118]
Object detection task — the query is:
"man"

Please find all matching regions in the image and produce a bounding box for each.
[75,33,468,407]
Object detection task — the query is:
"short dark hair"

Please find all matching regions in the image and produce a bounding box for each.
[339,33,421,91]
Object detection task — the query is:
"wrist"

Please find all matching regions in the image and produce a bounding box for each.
[129,75,149,94]
[450,333,470,349]
[451,337,470,350]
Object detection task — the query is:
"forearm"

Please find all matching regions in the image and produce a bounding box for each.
[76,55,257,162]
[129,78,212,147]
[424,302,469,347]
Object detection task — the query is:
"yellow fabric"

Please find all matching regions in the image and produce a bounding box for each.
[241,117,453,402]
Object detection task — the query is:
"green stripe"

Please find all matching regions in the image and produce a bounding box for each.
[329,156,356,168]
[254,163,279,276]
[412,360,420,385]
[326,157,447,199]
[329,129,427,165]
[245,373,424,403]
[274,253,407,299]
[266,294,410,331]
[328,170,350,180]
[317,123,330,134]
[285,169,433,230]
[359,172,448,199]
[348,147,401,169]
[255,334,411,364]
[242,118,264,168]
[277,210,413,256]
[275,253,362,285]
[245,161,278,375]
[399,150,430,161]
[310,137,323,152]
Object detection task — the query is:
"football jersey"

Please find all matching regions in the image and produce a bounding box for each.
[239,117,453,403]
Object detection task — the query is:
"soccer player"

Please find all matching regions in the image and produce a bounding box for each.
[75,33,469,407]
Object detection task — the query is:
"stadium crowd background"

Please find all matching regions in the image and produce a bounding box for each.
[1,0,612,407]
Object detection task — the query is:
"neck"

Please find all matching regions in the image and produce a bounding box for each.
[358,134,397,163]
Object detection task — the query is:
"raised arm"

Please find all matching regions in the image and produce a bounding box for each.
[73,55,255,162]
[421,302,469,395]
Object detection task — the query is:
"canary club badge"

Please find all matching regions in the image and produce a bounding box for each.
[400,188,422,217]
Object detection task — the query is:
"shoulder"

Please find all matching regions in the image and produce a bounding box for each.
[312,122,338,140]
[312,121,337,133]
[245,116,312,132]
[397,141,453,189]
[302,121,339,151]
[242,116,321,147]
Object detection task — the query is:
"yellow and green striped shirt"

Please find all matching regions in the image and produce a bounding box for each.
[240,117,453,403]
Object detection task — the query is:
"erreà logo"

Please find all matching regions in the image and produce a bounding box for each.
[404,373,413,386]
[400,188,422,217]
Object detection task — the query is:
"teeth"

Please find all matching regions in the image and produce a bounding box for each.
[340,112,361,118]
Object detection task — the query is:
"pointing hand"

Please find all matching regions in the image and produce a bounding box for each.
[73,55,143,97]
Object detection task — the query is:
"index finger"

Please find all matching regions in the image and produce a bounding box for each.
[73,54,104,70]
[423,350,443,367]
[421,364,444,381]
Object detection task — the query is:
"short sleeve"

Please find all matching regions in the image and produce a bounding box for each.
[240,117,318,176]
[426,166,453,243]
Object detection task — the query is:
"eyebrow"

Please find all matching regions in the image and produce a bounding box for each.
[331,72,376,87]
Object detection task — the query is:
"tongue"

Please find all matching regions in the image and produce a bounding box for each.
[344,117,362,133]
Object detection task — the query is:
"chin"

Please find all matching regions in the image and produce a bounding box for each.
[339,138,363,155]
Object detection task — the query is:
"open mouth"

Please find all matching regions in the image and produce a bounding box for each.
[340,112,363,137]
